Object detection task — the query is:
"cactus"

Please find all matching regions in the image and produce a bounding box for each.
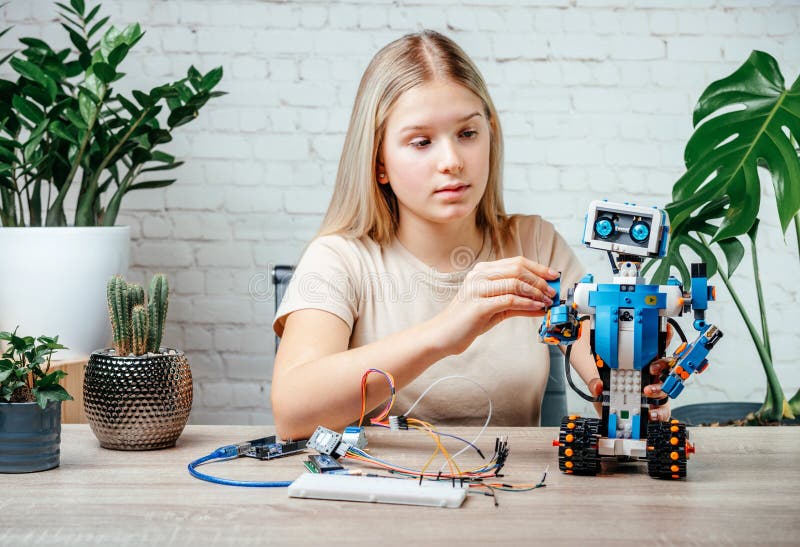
[107,275,130,355]
[105,274,170,357]
[128,283,145,313]
[131,305,148,355]
[147,274,168,353]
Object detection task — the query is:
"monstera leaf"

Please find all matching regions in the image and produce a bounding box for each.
[646,196,750,285]
[666,51,800,245]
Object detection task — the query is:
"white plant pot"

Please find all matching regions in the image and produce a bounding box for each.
[0,227,130,360]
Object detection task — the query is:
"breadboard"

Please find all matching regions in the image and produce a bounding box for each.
[287,473,467,508]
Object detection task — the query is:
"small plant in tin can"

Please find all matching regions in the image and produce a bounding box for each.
[0,329,72,407]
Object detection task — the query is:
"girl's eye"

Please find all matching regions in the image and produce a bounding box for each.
[460,130,477,139]
[410,138,431,148]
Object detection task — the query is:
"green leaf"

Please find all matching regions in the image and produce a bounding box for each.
[23,122,47,160]
[201,67,223,91]
[151,151,175,163]
[20,83,52,107]
[61,23,88,54]
[150,84,179,100]
[88,15,110,38]
[717,236,745,277]
[116,94,139,116]
[0,146,17,164]
[12,94,44,124]
[0,50,16,67]
[64,60,83,77]
[78,89,95,123]
[132,89,153,108]
[32,384,72,408]
[127,179,176,192]
[49,120,79,145]
[69,0,85,16]
[55,2,77,16]
[141,160,182,173]
[148,128,171,145]
[668,51,800,241]
[93,61,115,83]
[19,37,53,53]
[84,3,101,24]
[167,105,197,128]
[131,147,151,164]
[64,107,88,130]
[100,26,122,59]
[121,23,143,46]
[187,65,201,83]
[10,57,49,87]
[107,43,128,67]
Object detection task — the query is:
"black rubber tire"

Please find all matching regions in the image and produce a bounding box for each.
[557,416,601,475]
[647,421,688,479]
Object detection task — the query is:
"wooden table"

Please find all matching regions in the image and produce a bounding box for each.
[2,425,798,545]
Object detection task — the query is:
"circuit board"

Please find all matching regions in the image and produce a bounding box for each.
[241,436,307,460]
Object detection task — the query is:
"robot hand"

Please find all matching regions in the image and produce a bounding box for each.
[539,303,581,346]
[660,324,723,398]
[538,274,581,346]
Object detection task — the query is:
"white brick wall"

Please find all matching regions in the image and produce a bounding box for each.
[2,0,798,424]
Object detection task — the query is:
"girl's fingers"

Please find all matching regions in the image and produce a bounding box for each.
[486,293,546,314]
[474,278,553,305]
[649,358,671,375]
[649,402,671,422]
[644,382,667,399]
[665,322,674,346]
[588,378,603,397]
[475,258,559,297]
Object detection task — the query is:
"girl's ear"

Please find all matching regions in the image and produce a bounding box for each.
[376,159,389,185]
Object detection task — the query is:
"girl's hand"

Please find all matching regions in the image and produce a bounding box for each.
[433,256,558,355]
[644,322,674,422]
[645,358,672,422]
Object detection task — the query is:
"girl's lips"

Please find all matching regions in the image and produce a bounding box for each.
[434,184,469,196]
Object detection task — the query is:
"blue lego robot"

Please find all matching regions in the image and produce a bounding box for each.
[541,200,723,479]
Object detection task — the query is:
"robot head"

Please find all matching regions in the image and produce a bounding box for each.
[582,200,669,258]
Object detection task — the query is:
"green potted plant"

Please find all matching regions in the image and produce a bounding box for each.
[84,273,192,450]
[647,51,800,425]
[0,0,224,359]
[0,329,71,472]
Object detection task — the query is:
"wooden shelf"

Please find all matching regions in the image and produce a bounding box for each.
[50,357,88,424]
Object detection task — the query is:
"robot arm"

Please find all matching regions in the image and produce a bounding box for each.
[661,324,723,398]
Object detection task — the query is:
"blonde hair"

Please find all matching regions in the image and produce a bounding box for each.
[317,30,513,252]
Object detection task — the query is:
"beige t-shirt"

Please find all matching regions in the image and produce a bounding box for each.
[273,215,584,426]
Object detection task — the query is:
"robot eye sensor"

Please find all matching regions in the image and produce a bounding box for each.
[594,215,616,239]
[629,219,651,242]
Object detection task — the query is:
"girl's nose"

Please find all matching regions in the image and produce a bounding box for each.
[438,139,463,174]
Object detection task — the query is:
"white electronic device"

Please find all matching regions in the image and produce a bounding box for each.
[287,473,467,508]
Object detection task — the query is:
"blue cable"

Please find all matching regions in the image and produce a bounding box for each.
[187,445,293,487]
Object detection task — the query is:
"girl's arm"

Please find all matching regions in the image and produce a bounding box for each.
[272,308,450,440]
[272,256,557,440]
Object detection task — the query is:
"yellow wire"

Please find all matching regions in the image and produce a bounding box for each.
[407,418,462,477]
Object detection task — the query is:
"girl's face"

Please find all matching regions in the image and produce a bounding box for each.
[379,80,491,229]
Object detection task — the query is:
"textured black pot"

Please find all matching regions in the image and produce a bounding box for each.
[84,348,193,450]
[671,402,762,425]
[0,401,61,473]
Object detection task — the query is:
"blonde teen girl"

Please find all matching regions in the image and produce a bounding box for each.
[271,31,670,439]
